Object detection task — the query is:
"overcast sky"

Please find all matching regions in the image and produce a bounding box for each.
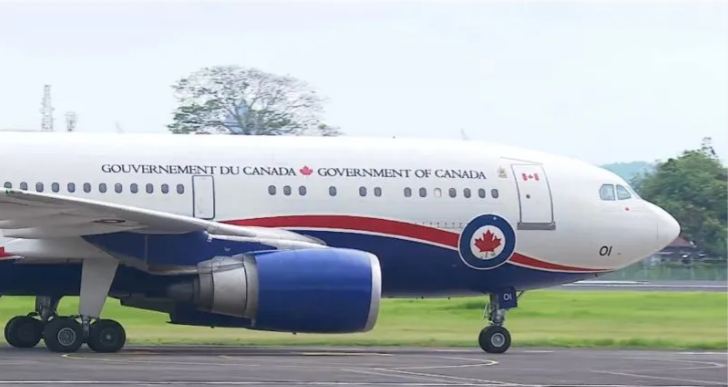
[0,1,726,164]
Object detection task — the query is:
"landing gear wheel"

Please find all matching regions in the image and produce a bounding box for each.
[479,325,511,354]
[87,319,125,353]
[4,316,43,348]
[42,317,83,353]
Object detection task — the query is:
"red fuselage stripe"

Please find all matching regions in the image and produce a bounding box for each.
[224,215,608,273]
[227,215,460,247]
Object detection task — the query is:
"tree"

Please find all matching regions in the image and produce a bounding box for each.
[168,66,338,136]
[636,148,727,259]
[317,123,343,137]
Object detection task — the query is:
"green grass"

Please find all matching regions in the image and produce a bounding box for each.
[1,291,726,350]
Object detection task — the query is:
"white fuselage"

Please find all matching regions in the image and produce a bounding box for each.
[0,132,679,292]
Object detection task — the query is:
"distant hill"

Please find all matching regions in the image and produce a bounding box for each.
[601,161,655,182]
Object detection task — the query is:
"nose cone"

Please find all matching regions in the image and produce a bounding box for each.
[652,204,681,249]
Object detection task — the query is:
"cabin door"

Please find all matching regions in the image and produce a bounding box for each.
[510,163,556,230]
[192,175,216,219]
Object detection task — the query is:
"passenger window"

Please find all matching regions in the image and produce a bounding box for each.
[51,182,60,193]
[434,188,442,197]
[35,182,44,192]
[146,183,154,194]
[115,183,123,193]
[478,188,486,198]
[448,188,457,198]
[83,183,91,193]
[298,186,307,196]
[161,184,169,194]
[374,187,382,197]
[419,188,427,198]
[176,184,184,194]
[283,185,292,196]
[99,183,107,193]
[599,184,615,201]
[67,183,76,193]
[130,183,139,194]
[268,185,276,195]
[463,188,471,198]
[3,182,11,189]
[19,182,28,190]
[616,185,631,200]
[491,189,499,199]
[404,187,412,198]
[329,186,337,196]
[359,186,367,197]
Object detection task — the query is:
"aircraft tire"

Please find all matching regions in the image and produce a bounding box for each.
[478,325,511,354]
[4,316,43,348]
[42,317,83,353]
[87,319,126,353]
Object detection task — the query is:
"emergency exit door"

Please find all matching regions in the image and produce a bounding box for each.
[192,175,215,219]
[510,163,555,230]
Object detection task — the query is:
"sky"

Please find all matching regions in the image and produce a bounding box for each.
[0,1,726,164]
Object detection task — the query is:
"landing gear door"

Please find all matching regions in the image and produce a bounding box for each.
[510,164,555,230]
[192,175,215,220]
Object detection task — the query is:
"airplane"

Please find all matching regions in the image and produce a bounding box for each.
[0,132,679,354]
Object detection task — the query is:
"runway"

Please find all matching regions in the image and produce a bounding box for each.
[561,280,728,292]
[0,346,725,386]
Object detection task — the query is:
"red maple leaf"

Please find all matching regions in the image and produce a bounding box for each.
[299,166,313,176]
[474,230,501,253]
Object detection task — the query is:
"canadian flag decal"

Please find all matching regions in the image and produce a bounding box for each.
[521,173,540,181]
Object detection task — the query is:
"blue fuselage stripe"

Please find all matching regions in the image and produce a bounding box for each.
[0,229,598,296]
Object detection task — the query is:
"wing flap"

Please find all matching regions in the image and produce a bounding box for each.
[4,223,141,238]
[0,214,90,229]
[0,204,64,220]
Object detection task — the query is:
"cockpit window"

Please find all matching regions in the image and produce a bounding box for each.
[616,185,631,200]
[627,185,640,199]
[599,184,616,201]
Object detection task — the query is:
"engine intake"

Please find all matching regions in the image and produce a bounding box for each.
[174,248,381,333]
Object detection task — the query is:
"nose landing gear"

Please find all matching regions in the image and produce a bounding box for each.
[479,324,511,354]
[478,290,520,354]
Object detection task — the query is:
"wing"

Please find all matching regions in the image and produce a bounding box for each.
[0,189,319,244]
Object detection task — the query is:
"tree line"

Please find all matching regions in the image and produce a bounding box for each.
[634,145,727,260]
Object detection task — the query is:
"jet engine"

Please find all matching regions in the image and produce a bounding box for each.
[168,248,381,333]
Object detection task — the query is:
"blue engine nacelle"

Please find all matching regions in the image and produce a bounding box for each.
[179,248,381,333]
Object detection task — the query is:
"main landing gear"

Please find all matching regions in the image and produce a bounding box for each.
[4,314,43,349]
[4,259,124,353]
[38,315,126,353]
[478,289,520,354]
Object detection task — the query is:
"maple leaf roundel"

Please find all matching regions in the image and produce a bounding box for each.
[470,226,505,259]
[458,214,516,270]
